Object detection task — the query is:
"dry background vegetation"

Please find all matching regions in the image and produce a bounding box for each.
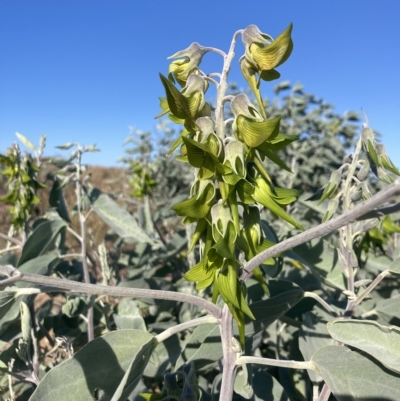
[0,164,127,250]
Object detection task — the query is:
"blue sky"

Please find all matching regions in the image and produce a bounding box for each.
[1,1,399,167]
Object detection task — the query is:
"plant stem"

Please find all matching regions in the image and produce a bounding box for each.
[75,149,94,342]
[340,136,364,299]
[218,304,237,401]
[303,292,339,317]
[155,315,218,343]
[236,356,317,371]
[0,245,20,255]
[215,29,243,141]
[240,178,400,281]
[0,265,223,319]
[318,383,332,401]
[351,270,390,307]
[0,233,22,246]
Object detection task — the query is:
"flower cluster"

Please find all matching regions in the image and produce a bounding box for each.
[157,24,302,342]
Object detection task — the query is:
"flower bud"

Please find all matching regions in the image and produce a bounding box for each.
[357,159,370,181]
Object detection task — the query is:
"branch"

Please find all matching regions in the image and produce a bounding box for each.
[350,270,391,307]
[240,178,400,281]
[0,265,222,319]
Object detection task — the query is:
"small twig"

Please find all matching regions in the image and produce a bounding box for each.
[203,76,219,87]
[303,292,339,317]
[0,266,24,287]
[318,383,332,401]
[202,47,227,58]
[313,383,319,401]
[0,245,20,255]
[67,226,82,242]
[31,327,40,380]
[60,253,83,259]
[350,270,390,307]
[215,29,244,141]
[240,178,400,281]
[222,95,235,103]
[155,315,218,343]
[83,206,94,222]
[236,355,317,371]
[75,150,94,342]
[0,232,23,246]
[208,72,222,79]
[8,358,16,400]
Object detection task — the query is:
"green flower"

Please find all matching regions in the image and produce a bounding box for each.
[242,23,293,74]
[167,42,208,87]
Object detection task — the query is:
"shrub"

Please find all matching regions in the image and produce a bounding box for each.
[1,23,400,401]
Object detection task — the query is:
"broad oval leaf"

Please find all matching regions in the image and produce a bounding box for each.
[327,320,400,374]
[0,253,59,334]
[93,194,156,245]
[18,220,67,267]
[30,330,157,401]
[312,345,400,401]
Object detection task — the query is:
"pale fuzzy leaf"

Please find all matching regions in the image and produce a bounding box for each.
[327,320,400,374]
[93,194,157,246]
[29,330,156,401]
[18,220,67,267]
[312,345,400,401]
[16,132,36,152]
[19,302,32,343]
[56,142,74,150]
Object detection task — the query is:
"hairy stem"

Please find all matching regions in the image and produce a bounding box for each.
[341,135,363,300]
[240,178,400,281]
[236,356,317,371]
[351,270,390,307]
[0,266,222,319]
[218,305,237,401]
[215,29,243,141]
[303,292,339,317]
[318,383,332,401]
[155,315,218,343]
[75,149,94,342]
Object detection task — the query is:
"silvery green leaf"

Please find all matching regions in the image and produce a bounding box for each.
[29,330,157,401]
[56,142,74,150]
[312,345,400,401]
